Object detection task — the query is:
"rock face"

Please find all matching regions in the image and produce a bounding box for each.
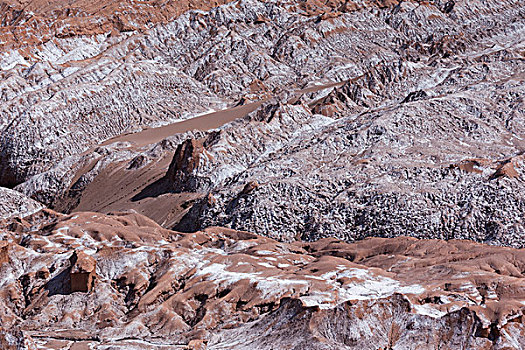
[69,251,97,293]
[0,241,8,265]
[166,136,211,192]
[0,187,45,220]
[2,0,525,347]
[0,210,525,349]
[5,0,524,247]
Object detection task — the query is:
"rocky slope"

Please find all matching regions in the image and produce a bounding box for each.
[3,0,524,247]
[1,210,525,349]
[1,0,525,348]
[0,187,44,220]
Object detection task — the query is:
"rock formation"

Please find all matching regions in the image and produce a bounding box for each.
[2,0,521,247]
[0,210,525,348]
[0,187,45,220]
[69,251,97,293]
[1,0,525,347]
[0,241,8,265]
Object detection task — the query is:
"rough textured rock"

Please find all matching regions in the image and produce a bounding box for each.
[6,0,524,247]
[69,251,97,293]
[0,241,8,265]
[0,327,36,350]
[1,210,525,349]
[0,187,45,220]
[175,95,525,246]
[2,0,521,185]
[0,0,232,51]
[2,0,525,347]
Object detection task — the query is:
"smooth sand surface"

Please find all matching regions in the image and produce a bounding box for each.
[101,100,266,147]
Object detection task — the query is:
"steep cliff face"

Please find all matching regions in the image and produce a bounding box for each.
[1,210,525,349]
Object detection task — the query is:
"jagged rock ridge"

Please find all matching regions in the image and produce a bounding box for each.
[0,0,525,348]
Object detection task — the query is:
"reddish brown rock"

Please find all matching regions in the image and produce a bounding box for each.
[0,327,36,350]
[166,132,220,192]
[169,139,205,177]
[491,160,520,180]
[0,0,233,50]
[0,241,8,265]
[69,251,96,293]
[452,158,489,174]
[0,211,524,348]
[1,0,525,348]
[187,339,207,350]
[241,180,259,194]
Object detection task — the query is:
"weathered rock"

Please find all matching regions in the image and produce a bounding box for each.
[187,339,208,350]
[0,211,524,348]
[1,0,525,347]
[69,251,96,293]
[167,138,207,193]
[0,187,45,220]
[1,0,521,187]
[240,181,259,195]
[0,241,8,265]
[6,0,523,248]
[0,327,36,350]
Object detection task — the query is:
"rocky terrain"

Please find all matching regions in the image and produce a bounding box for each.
[1,0,525,348]
[1,210,525,349]
[0,187,44,219]
[1,0,523,246]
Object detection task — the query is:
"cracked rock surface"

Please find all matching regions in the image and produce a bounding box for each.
[3,0,524,247]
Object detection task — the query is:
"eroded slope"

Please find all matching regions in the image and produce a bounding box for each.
[1,210,525,349]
